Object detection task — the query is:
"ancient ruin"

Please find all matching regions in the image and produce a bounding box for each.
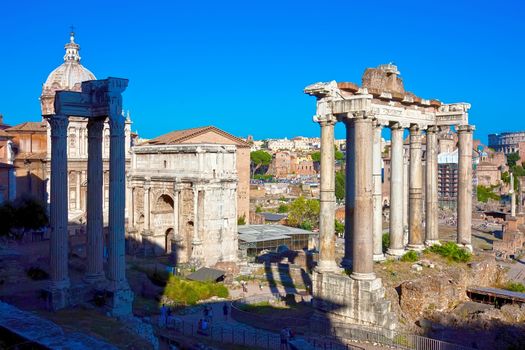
[44,77,133,316]
[305,64,473,330]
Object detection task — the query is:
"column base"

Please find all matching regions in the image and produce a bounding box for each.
[107,281,134,318]
[46,279,70,311]
[373,253,386,262]
[312,270,397,330]
[457,243,473,252]
[407,244,425,252]
[350,272,376,281]
[386,248,405,257]
[425,240,441,247]
[316,260,342,274]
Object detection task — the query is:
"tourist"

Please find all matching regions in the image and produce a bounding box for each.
[258,281,263,290]
[201,318,208,335]
[159,304,168,328]
[208,306,214,323]
[280,327,289,350]
[203,305,209,319]
[223,303,229,320]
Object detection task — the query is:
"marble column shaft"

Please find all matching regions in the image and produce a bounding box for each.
[425,126,439,245]
[511,173,516,217]
[457,125,474,249]
[342,118,354,268]
[76,171,81,209]
[108,113,128,289]
[144,185,151,230]
[408,125,424,250]
[372,123,385,261]
[317,118,338,272]
[85,118,105,282]
[388,123,405,256]
[49,114,70,290]
[352,116,375,279]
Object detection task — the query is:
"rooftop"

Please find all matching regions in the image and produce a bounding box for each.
[141,125,250,148]
[238,224,316,243]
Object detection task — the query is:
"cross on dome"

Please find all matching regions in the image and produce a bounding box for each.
[64,29,81,62]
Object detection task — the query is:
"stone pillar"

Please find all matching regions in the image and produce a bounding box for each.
[317,118,338,272]
[510,172,516,217]
[191,187,203,265]
[85,118,105,283]
[342,118,354,268]
[403,153,409,245]
[107,107,133,316]
[425,126,439,245]
[75,171,81,210]
[387,123,405,256]
[48,114,70,308]
[352,115,375,280]
[457,125,475,251]
[372,122,385,261]
[408,125,424,251]
[144,184,151,231]
[129,186,135,228]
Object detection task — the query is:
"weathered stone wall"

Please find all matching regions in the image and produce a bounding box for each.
[398,258,506,321]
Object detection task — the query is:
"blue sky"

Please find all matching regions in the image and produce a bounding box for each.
[0,0,523,142]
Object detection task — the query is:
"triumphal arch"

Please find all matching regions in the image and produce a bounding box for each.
[45,77,133,316]
[305,64,473,329]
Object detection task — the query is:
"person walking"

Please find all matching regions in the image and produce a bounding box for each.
[280,327,289,350]
[208,306,214,323]
[222,302,229,320]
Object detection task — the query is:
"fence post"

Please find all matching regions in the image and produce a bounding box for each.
[232,327,234,344]
[191,323,194,336]
[243,330,246,345]
[267,333,270,349]
[221,326,224,342]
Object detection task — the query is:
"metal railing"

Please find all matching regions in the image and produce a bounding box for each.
[159,318,364,350]
[230,293,476,350]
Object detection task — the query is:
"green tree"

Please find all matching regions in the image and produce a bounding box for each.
[250,150,272,177]
[335,219,344,236]
[277,204,288,213]
[0,195,48,239]
[287,196,320,229]
[311,146,344,163]
[335,171,345,201]
[507,152,521,168]
[477,185,500,203]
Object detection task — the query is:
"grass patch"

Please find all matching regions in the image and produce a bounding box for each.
[503,281,525,293]
[163,276,228,305]
[400,251,419,262]
[424,241,471,263]
[237,301,288,314]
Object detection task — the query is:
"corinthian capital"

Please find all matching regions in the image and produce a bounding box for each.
[49,114,69,138]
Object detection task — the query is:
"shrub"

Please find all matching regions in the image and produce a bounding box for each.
[426,241,471,263]
[237,215,246,225]
[382,233,390,253]
[400,251,419,262]
[504,282,525,293]
[277,204,288,213]
[163,276,228,305]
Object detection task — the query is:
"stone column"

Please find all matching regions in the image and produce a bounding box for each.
[387,123,405,256]
[408,124,424,251]
[317,118,338,272]
[75,171,81,210]
[48,114,70,306]
[510,172,516,217]
[457,125,475,251]
[351,115,375,280]
[425,126,439,245]
[85,118,105,283]
[403,153,409,245]
[107,111,131,296]
[144,184,151,231]
[372,122,385,261]
[191,187,203,265]
[129,186,135,228]
[342,118,354,268]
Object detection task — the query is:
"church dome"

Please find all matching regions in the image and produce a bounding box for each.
[40,32,96,115]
